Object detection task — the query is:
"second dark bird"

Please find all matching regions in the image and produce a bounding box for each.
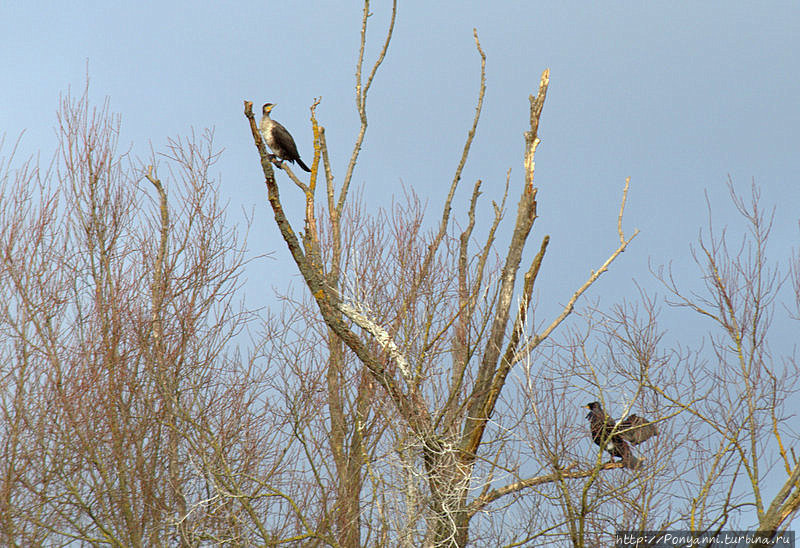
[260,103,311,172]
[585,401,657,469]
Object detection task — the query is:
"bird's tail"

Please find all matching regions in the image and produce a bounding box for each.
[297,158,311,173]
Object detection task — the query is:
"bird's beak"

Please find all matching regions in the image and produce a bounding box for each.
[585,405,590,410]
[269,103,276,111]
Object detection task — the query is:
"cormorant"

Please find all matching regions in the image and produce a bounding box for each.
[259,103,311,173]
[585,401,657,469]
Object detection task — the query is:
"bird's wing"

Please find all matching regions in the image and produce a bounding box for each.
[619,414,657,445]
[272,121,301,159]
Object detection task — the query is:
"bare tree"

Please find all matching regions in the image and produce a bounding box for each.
[0,85,308,546]
[507,182,800,546]
[649,183,800,540]
[242,2,800,546]
[243,2,637,545]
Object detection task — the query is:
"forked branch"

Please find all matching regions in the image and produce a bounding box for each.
[513,177,638,364]
[341,0,398,211]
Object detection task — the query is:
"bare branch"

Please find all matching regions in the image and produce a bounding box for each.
[341,0,398,211]
[338,302,413,383]
[466,462,626,518]
[513,177,639,363]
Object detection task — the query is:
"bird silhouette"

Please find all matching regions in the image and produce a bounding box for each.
[585,401,657,469]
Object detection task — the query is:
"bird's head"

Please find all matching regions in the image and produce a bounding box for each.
[262,102,276,115]
[585,401,602,418]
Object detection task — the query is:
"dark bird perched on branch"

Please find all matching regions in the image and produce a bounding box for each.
[585,401,657,469]
[259,103,311,172]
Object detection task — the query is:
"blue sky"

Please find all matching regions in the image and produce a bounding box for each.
[2,0,799,530]
[2,2,797,317]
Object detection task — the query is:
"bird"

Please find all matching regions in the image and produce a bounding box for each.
[259,103,311,172]
[585,401,657,469]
